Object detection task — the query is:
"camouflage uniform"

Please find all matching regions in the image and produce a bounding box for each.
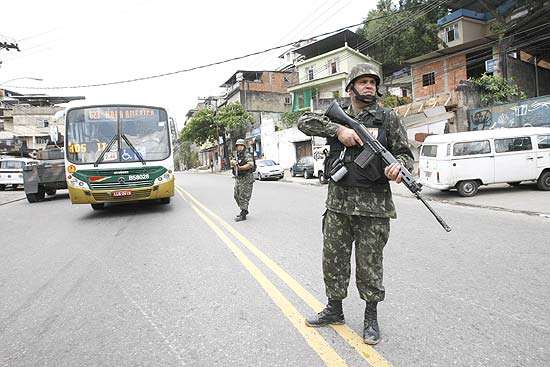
[298,103,413,303]
[234,149,255,212]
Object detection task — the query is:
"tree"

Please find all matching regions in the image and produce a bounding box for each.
[468,74,526,105]
[179,102,253,168]
[179,108,216,146]
[356,0,447,66]
[176,141,200,169]
[280,110,307,128]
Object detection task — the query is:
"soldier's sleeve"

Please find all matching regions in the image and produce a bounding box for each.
[245,152,254,167]
[386,110,414,173]
[297,112,341,137]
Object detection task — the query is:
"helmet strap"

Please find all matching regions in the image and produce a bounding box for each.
[351,86,377,104]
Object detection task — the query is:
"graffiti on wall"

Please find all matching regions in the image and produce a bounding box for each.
[469,96,550,131]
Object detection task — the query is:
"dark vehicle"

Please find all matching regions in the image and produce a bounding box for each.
[23,147,67,203]
[290,156,315,179]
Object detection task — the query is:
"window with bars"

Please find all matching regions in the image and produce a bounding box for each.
[422,72,435,87]
[444,23,459,43]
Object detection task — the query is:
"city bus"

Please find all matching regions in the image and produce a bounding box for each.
[64,104,175,210]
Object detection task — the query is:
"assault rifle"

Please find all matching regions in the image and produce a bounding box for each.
[325,101,451,232]
[231,155,238,178]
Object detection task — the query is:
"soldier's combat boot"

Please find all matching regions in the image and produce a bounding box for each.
[235,210,247,222]
[363,302,381,345]
[305,299,345,327]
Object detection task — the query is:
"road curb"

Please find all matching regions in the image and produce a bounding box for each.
[0,197,26,206]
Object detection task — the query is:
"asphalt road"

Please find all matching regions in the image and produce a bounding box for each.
[0,171,549,366]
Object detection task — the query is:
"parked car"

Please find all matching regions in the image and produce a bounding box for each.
[418,127,550,197]
[253,159,284,180]
[290,156,315,179]
[0,157,38,190]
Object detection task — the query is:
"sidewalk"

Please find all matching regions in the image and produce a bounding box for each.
[207,168,550,217]
[0,189,26,206]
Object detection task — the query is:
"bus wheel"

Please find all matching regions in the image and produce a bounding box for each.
[160,197,171,204]
[457,180,479,197]
[91,203,105,210]
[537,171,550,191]
[0,184,5,191]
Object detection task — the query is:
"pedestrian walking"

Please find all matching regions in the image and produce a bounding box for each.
[297,62,414,345]
[230,139,255,222]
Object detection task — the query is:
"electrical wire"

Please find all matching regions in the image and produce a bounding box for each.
[296,0,446,84]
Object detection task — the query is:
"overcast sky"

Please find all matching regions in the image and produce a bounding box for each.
[1,0,374,129]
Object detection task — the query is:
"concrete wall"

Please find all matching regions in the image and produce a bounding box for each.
[241,90,291,113]
[260,114,312,168]
[508,57,550,98]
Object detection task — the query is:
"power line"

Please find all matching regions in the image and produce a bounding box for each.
[297,0,446,84]
[6,21,366,90]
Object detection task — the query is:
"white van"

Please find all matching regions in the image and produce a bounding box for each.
[418,127,550,196]
[0,157,38,190]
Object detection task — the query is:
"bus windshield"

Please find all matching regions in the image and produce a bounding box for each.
[66,106,170,164]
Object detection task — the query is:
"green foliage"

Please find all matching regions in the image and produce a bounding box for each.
[216,102,253,130]
[179,108,216,146]
[180,102,253,146]
[383,94,412,108]
[176,140,200,169]
[356,0,447,65]
[468,74,526,105]
[280,110,306,128]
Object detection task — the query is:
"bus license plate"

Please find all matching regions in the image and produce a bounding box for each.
[112,190,132,197]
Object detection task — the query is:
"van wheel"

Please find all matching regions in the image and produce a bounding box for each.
[537,171,550,191]
[91,203,105,210]
[0,184,5,191]
[507,182,521,187]
[457,180,479,197]
[46,188,57,196]
[160,197,171,204]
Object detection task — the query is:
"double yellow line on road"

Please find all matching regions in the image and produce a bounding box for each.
[176,185,391,367]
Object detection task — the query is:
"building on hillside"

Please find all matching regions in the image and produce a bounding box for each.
[278,30,381,164]
[0,89,84,156]
[396,1,550,158]
[218,69,298,161]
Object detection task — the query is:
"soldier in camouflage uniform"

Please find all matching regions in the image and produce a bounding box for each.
[298,63,414,345]
[231,139,255,222]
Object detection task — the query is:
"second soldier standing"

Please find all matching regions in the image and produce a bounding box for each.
[231,139,255,222]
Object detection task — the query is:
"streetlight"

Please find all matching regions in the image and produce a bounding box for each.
[0,77,43,87]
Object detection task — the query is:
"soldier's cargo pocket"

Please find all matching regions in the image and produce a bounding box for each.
[322,209,328,235]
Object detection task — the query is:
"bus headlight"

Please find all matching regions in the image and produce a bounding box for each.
[154,172,172,185]
[68,176,89,189]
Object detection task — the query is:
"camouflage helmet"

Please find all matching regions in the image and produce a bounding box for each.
[235,138,246,146]
[345,63,382,92]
